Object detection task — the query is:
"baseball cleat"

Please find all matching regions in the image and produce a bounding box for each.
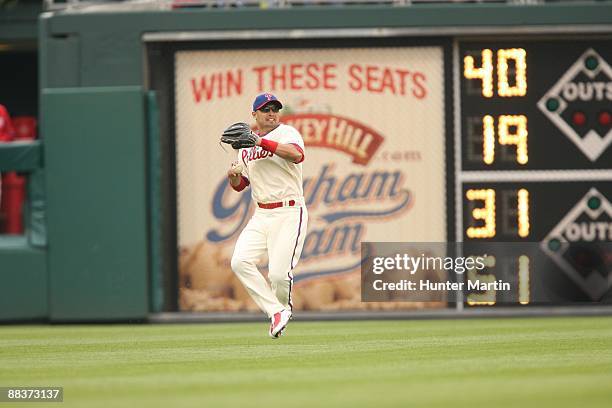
[269,309,292,339]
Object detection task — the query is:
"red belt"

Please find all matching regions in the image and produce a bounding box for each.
[258,200,296,209]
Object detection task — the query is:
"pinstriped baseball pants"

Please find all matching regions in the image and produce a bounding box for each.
[231,205,308,317]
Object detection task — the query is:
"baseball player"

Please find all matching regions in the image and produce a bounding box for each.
[223,93,308,339]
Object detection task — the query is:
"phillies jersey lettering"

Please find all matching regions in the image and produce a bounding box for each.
[241,147,274,163]
[238,123,305,203]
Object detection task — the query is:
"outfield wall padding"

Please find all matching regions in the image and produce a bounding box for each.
[0,237,47,320]
[42,86,149,320]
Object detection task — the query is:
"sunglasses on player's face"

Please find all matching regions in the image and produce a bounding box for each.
[259,105,281,113]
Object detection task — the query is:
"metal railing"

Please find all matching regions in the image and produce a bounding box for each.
[43,0,562,13]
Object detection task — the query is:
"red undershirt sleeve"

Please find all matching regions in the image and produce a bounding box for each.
[290,143,305,164]
[230,175,250,192]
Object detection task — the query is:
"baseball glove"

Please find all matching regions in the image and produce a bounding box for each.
[220,122,258,149]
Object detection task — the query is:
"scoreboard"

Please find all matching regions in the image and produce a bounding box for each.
[456,38,612,305]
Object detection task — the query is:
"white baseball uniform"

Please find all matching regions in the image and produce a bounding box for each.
[230,123,308,318]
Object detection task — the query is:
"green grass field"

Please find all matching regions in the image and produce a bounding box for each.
[1,317,611,408]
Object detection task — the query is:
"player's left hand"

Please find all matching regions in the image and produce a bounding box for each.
[220,122,258,149]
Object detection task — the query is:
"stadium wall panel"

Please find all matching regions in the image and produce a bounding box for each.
[0,238,47,321]
[42,87,149,321]
[39,3,612,90]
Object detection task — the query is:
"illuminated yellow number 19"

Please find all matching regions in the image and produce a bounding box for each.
[483,115,528,165]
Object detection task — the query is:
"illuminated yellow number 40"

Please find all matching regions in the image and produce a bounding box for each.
[464,48,527,98]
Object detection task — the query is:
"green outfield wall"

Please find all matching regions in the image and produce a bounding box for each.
[1,2,612,321]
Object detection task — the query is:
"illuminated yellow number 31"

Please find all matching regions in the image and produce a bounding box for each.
[466,188,530,239]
